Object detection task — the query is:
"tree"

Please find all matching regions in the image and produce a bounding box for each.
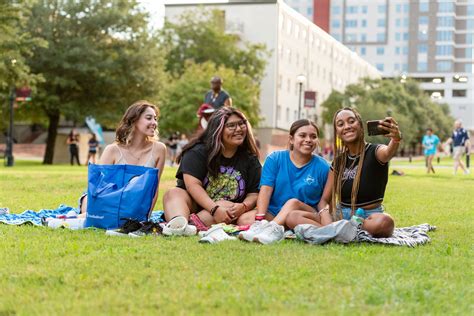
[0,0,45,130]
[160,61,260,135]
[321,78,454,147]
[160,8,269,81]
[25,0,166,164]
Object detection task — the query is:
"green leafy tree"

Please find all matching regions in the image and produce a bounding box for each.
[25,0,166,164]
[0,0,45,130]
[160,8,269,81]
[160,61,260,135]
[321,78,454,148]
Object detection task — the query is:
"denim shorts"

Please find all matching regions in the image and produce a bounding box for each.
[338,205,384,220]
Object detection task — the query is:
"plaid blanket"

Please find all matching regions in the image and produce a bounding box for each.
[356,223,436,247]
[0,205,165,227]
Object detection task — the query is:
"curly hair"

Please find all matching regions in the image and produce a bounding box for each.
[115,100,159,145]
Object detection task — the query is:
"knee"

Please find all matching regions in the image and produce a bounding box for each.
[286,211,302,229]
[237,212,256,226]
[283,198,302,209]
[163,187,181,203]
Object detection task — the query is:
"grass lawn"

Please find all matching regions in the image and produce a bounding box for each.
[0,159,473,315]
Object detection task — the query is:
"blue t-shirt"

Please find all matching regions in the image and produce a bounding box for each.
[452,128,469,147]
[422,134,440,156]
[260,150,330,216]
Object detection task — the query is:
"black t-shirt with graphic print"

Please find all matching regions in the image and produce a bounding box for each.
[176,143,261,203]
[333,143,388,207]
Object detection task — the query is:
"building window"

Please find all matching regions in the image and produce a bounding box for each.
[436,61,452,71]
[436,45,452,56]
[360,34,367,42]
[377,33,386,41]
[439,2,454,13]
[345,20,358,28]
[362,5,368,14]
[347,6,358,14]
[307,7,313,16]
[403,18,409,27]
[417,62,427,71]
[396,4,401,13]
[333,34,341,41]
[345,33,357,42]
[403,32,409,40]
[468,5,474,15]
[418,44,428,54]
[465,64,473,73]
[377,19,385,27]
[396,18,401,27]
[453,90,467,97]
[360,47,366,55]
[419,16,428,25]
[402,64,408,71]
[467,34,474,44]
[378,5,386,14]
[466,48,474,58]
[437,31,453,41]
[376,63,384,71]
[361,19,367,27]
[395,33,401,41]
[403,47,408,55]
[332,20,341,28]
[467,19,474,29]
[332,5,340,15]
[377,47,384,55]
[419,1,429,12]
[419,29,428,41]
[403,4,409,13]
[395,47,401,55]
[438,16,454,27]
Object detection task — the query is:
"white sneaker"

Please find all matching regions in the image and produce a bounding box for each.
[199,226,236,244]
[253,221,284,244]
[238,220,269,242]
[162,216,187,236]
[183,224,197,236]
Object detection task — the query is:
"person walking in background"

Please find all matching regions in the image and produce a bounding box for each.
[87,133,100,164]
[66,129,81,166]
[167,133,179,166]
[204,76,232,109]
[445,120,470,175]
[177,133,189,157]
[422,128,439,174]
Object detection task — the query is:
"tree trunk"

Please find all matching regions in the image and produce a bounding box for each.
[43,111,60,165]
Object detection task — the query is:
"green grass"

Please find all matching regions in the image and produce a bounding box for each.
[0,159,473,315]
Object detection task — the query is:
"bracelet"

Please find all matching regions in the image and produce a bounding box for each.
[255,213,266,221]
[392,132,403,143]
[242,202,248,212]
[210,205,219,216]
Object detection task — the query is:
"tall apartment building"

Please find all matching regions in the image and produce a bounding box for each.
[307,0,474,130]
[165,0,379,151]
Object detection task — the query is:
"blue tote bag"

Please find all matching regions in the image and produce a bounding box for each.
[85,164,159,229]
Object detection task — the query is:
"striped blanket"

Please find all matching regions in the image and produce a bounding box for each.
[356,223,436,247]
[0,205,165,227]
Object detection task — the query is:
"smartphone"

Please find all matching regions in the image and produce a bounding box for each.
[367,120,390,136]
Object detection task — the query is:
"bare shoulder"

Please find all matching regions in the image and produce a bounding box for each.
[100,143,119,164]
[154,141,167,154]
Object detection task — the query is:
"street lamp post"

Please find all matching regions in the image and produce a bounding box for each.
[5,88,15,167]
[296,74,306,120]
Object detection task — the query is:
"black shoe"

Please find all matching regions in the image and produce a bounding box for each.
[128,221,162,237]
[117,218,143,234]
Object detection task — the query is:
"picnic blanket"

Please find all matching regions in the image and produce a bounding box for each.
[295,222,436,247]
[0,205,165,227]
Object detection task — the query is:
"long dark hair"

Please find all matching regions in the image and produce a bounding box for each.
[177,107,259,177]
[332,107,366,219]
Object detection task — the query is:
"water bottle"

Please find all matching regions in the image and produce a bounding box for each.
[351,208,365,226]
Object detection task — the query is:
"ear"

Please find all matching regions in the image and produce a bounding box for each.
[289,135,294,150]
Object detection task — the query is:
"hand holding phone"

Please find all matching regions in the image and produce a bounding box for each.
[367,120,390,136]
